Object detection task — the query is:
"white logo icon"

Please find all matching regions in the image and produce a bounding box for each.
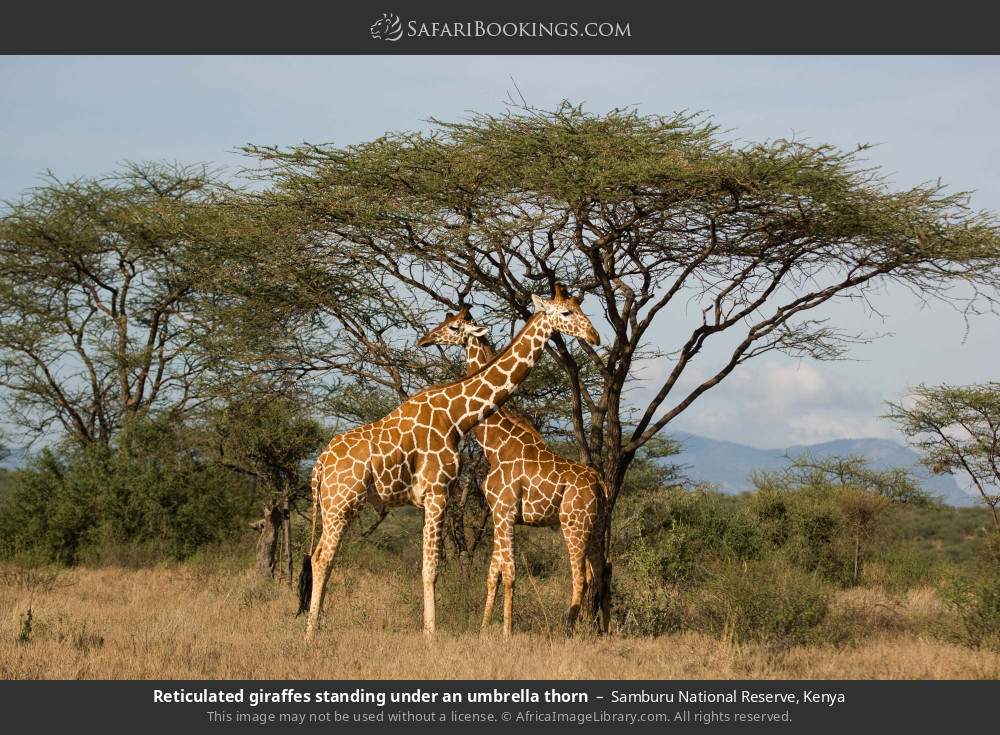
[370,13,403,42]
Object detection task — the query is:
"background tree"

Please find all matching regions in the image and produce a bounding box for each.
[0,163,234,447]
[777,453,933,505]
[753,454,931,584]
[0,164,320,566]
[244,102,1000,607]
[204,378,325,581]
[887,383,1000,533]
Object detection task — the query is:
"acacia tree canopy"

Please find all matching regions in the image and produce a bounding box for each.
[214,194,596,438]
[0,163,237,446]
[245,102,1000,519]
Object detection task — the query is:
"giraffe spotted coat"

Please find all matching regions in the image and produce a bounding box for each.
[418,291,610,636]
[303,287,600,639]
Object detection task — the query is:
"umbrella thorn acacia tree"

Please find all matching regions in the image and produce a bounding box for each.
[0,163,240,447]
[243,102,1000,609]
[886,383,1000,533]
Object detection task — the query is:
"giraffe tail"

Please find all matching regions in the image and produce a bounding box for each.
[296,554,312,617]
[296,463,321,616]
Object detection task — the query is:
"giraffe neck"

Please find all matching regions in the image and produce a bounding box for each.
[464,332,546,445]
[449,313,555,434]
[464,335,495,375]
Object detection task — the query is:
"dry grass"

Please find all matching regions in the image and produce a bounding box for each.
[1,561,998,680]
[824,585,947,638]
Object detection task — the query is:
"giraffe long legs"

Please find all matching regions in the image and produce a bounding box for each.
[419,483,449,635]
[483,508,514,636]
[563,524,589,633]
[497,513,517,637]
[481,552,502,630]
[304,495,362,640]
[481,506,516,635]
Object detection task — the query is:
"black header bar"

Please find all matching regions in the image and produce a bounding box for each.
[3,1,1000,54]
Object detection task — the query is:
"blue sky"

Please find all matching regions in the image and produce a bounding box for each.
[2,55,998,448]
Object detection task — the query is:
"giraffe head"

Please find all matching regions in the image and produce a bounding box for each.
[532,284,600,346]
[417,307,488,347]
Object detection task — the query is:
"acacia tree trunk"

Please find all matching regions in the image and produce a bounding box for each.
[583,462,624,631]
[281,489,293,586]
[444,454,488,570]
[445,474,474,572]
[254,504,283,580]
[467,502,492,555]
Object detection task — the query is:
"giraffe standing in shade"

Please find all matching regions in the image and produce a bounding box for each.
[299,286,600,639]
[417,288,611,636]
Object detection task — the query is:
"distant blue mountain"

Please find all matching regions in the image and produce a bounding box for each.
[670,432,977,507]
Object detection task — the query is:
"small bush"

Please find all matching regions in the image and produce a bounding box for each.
[690,557,830,645]
[238,578,283,609]
[612,541,685,636]
[940,574,1000,650]
[821,587,920,645]
[615,486,763,586]
[871,543,946,592]
[17,607,32,645]
[748,484,895,587]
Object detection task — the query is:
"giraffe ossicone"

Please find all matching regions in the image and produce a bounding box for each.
[418,297,610,636]
[299,285,600,639]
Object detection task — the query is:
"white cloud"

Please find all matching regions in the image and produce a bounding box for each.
[638,358,898,449]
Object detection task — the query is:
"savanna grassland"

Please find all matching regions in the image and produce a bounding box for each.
[2,502,999,680]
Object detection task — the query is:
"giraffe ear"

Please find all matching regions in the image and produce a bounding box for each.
[531,294,546,312]
[469,325,488,337]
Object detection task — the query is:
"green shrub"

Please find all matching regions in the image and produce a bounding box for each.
[615,486,763,585]
[0,419,256,564]
[872,542,948,591]
[941,577,1000,650]
[611,540,685,636]
[939,543,1000,651]
[748,484,895,587]
[0,449,101,563]
[894,504,995,566]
